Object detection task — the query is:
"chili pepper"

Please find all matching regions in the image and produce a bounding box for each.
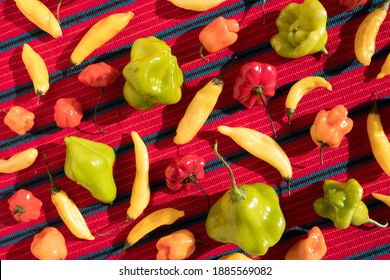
[64,136,117,205]
[339,0,369,10]
[377,53,390,79]
[122,207,185,250]
[206,141,286,257]
[372,192,390,207]
[164,153,210,210]
[174,57,235,145]
[168,0,227,11]
[54,98,84,128]
[285,226,327,260]
[70,11,134,68]
[15,0,62,38]
[0,148,38,174]
[198,16,239,61]
[285,76,332,130]
[354,0,390,66]
[21,43,50,103]
[313,178,388,229]
[233,61,278,138]
[156,229,196,260]
[218,252,253,260]
[217,125,293,196]
[310,104,353,165]
[123,36,183,110]
[3,106,35,136]
[45,156,95,240]
[7,189,42,223]
[30,227,68,260]
[367,95,390,175]
[270,0,328,58]
[78,62,120,133]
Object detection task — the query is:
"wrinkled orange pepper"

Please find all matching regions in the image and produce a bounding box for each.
[54,98,84,128]
[156,229,196,260]
[198,16,239,60]
[3,106,35,135]
[310,104,353,164]
[285,226,327,260]
[30,227,68,260]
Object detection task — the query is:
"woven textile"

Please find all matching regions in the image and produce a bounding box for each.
[1,0,390,260]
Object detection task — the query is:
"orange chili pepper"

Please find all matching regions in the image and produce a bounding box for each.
[30,227,68,260]
[310,104,353,164]
[156,229,196,260]
[285,226,327,260]
[198,16,239,61]
[3,106,35,135]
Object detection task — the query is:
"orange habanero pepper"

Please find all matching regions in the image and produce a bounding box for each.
[285,226,327,260]
[3,106,35,135]
[30,227,68,260]
[156,229,196,260]
[198,16,239,61]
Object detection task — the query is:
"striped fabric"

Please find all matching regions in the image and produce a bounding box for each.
[1,0,390,260]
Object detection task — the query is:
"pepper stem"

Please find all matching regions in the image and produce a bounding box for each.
[94,87,107,133]
[0,212,18,230]
[94,219,130,237]
[213,141,246,202]
[43,154,61,194]
[366,218,388,228]
[199,45,209,61]
[254,86,277,138]
[56,0,64,24]
[319,142,328,165]
[182,176,210,211]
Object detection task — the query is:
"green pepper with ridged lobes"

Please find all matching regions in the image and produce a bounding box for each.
[270,0,328,59]
[205,141,286,257]
[64,136,117,205]
[122,36,184,110]
[313,179,388,229]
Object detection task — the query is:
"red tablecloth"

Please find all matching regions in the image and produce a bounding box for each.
[1,0,390,260]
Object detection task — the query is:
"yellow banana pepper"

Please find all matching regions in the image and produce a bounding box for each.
[0,148,38,174]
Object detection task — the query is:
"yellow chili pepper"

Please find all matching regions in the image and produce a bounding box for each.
[217,125,293,196]
[44,156,95,241]
[367,95,390,176]
[354,0,390,66]
[372,192,390,207]
[377,53,390,79]
[70,11,134,67]
[218,252,253,260]
[156,229,196,260]
[21,43,50,103]
[285,76,332,129]
[168,0,227,11]
[15,0,62,38]
[0,148,38,174]
[122,207,185,250]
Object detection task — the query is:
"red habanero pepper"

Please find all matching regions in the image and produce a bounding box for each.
[310,105,353,164]
[339,0,369,10]
[54,98,84,128]
[3,106,35,136]
[233,62,278,138]
[78,62,120,133]
[198,16,239,61]
[164,154,210,210]
[7,189,42,223]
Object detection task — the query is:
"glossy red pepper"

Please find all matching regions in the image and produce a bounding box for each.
[78,62,120,133]
[3,106,35,136]
[233,62,277,138]
[339,0,369,10]
[164,154,209,209]
[54,98,84,128]
[7,189,42,223]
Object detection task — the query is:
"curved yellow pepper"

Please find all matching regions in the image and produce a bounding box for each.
[0,148,38,174]
[377,53,390,79]
[168,0,226,11]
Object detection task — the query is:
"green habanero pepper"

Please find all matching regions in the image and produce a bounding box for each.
[270,0,328,59]
[205,141,286,257]
[122,36,184,110]
[64,136,117,205]
[313,178,388,229]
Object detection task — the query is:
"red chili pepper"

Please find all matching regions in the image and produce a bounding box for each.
[339,0,369,10]
[54,98,84,128]
[3,106,35,136]
[78,62,120,133]
[7,189,42,223]
[233,61,278,138]
[164,154,209,209]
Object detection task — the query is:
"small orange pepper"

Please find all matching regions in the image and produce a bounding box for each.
[3,106,35,135]
[285,226,327,260]
[30,227,68,260]
[156,229,196,260]
[54,98,84,128]
[198,16,239,61]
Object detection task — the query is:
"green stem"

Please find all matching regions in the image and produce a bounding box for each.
[43,154,61,194]
[366,218,388,228]
[182,176,210,211]
[57,0,64,24]
[94,88,107,133]
[254,86,277,138]
[94,219,130,237]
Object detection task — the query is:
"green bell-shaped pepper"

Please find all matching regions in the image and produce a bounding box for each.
[313,178,388,229]
[270,0,328,58]
[205,141,286,257]
[64,136,117,204]
[122,36,184,110]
